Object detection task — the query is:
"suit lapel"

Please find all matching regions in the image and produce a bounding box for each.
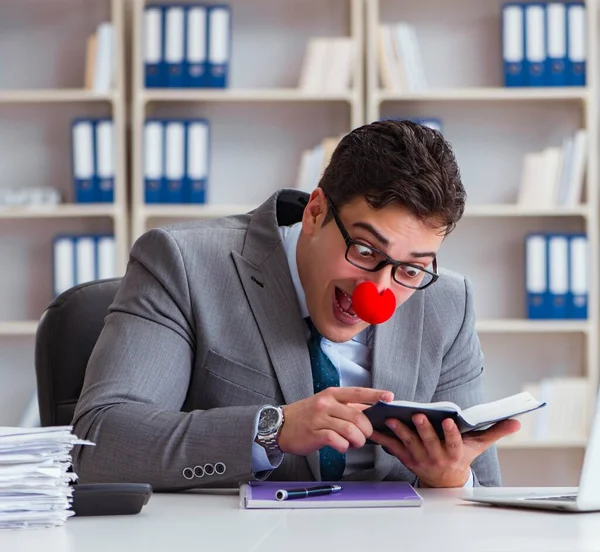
[370,294,425,480]
[232,190,320,480]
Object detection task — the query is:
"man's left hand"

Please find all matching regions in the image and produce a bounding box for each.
[368,415,521,488]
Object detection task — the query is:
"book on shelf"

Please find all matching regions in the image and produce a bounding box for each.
[517,129,587,209]
[364,391,545,440]
[378,23,427,93]
[84,22,114,92]
[503,377,591,444]
[0,187,60,208]
[298,37,355,93]
[294,135,344,193]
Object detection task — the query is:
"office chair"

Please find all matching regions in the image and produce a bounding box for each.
[35,278,122,427]
[34,278,154,516]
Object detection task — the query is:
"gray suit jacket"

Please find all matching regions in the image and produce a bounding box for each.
[72,189,501,490]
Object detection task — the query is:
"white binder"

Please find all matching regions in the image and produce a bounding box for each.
[75,236,96,285]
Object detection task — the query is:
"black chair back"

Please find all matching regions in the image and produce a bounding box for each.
[35,278,121,426]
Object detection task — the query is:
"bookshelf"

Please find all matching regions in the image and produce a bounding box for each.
[366,0,599,485]
[130,0,364,240]
[0,0,128,425]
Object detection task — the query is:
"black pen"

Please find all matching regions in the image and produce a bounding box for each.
[275,484,342,501]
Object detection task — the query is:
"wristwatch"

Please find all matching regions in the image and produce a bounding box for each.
[255,405,285,461]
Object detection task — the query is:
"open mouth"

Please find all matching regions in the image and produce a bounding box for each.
[333,286,360,325]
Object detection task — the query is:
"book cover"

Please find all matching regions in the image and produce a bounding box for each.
[240,481,422,509]
[364,392,546,440]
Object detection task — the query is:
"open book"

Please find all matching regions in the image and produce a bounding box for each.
[364,392,546,439]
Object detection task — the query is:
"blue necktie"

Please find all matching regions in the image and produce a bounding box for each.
[306,319,346,481]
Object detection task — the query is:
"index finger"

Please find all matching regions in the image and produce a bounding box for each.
[328,387,394,404]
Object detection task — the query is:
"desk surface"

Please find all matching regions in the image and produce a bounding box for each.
[2,487,600,551]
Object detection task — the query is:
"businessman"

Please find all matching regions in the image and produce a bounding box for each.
[72,120,519,491]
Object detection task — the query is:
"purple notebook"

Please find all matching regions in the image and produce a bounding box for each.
[240,481,423,509]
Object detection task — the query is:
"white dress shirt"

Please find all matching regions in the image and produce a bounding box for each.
[251,222,473,487]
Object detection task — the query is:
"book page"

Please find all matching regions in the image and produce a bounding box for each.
[384,398,460,412]
[460,392,544,427]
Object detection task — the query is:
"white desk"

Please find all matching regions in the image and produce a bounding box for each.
[2,487,600,551]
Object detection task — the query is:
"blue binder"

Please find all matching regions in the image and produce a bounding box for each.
[144,119,165,203]
[52,235,76,298]
[95,119,114,203]
[546,3,567,86]
[568,234,588,319]
[185,119,210,203]
[185,5,209,87]
[144,6,164,88]
[524,4,547,87]
[502,4,525,87]
[566,3,586,86]
[547,234,569,319]
[164,120,186,203]
[525,234,550,319]
[72,119,96,203]
[206,5,231,88]
[165,5,186,88]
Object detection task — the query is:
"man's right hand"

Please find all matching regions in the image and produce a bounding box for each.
[277,387,394,456]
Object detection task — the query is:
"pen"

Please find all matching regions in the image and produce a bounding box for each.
[275,484,342,501]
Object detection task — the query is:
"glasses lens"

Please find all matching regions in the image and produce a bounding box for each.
[393,265,435,289]
[346,242,385,270]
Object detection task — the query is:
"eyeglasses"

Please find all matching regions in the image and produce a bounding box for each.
[326,197,439,290]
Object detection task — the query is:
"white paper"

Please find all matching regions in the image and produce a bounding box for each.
[0,426,93,529]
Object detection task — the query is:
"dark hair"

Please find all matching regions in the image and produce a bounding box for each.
[319,119,465,235]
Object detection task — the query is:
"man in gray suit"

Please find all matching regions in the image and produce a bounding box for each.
[72,120,519,491]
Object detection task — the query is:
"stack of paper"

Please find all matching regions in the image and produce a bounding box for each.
[0,426,93,530]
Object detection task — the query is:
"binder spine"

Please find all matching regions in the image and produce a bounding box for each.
[144,6,163,88]
[96,119,115,203]
[525,234,549,319]
[186,119,210,203]
[546,2,567,86]
[165,6,186,88]
[566,3,586,86]
[207,5,231,88]
[502,4,525,87]
[525,3,547,87]
[144,119,164,204]
[164,120,186,203]
[72,119,96,203]
[186,5,208,87]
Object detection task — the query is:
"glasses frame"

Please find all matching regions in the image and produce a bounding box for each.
[326,197,439,291]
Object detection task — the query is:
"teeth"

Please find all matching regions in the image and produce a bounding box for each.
[336,300,357,317]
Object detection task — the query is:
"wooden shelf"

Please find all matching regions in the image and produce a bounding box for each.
[0,204,120,220]
[375,87,588,103]
[476,319,590,334]
[141,204,257,220]
[464,204,590,218]
[0,321,38,336]
[498,438,587,450]
[141,88,356,103]
[0,89,116,104]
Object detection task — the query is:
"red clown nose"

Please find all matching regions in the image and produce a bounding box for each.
[351,282,396,325]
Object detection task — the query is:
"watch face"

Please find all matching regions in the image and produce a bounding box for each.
[258,407,280,434]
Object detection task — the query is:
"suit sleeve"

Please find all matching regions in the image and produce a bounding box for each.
[430,276,502,487]
[71,228,265,490]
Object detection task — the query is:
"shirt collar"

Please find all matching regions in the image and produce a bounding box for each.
[279,222,371,346]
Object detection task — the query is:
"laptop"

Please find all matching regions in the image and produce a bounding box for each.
[462,391,600,512]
